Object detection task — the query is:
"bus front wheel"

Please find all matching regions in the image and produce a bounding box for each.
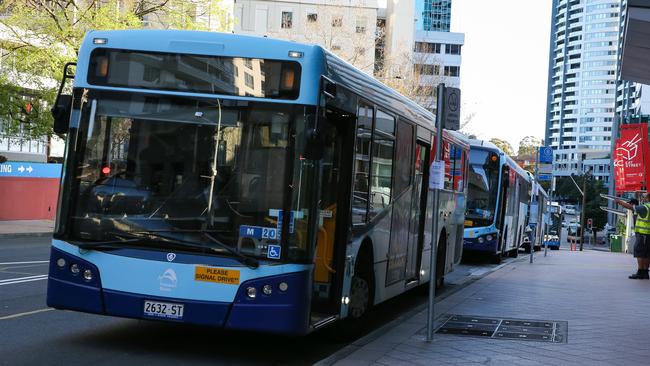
[348,243,374,319]
[348,275,370,319]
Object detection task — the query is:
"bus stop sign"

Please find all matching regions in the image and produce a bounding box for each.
[444,87,461,131]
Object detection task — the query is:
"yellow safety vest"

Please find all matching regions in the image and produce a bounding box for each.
[635,203,650,235]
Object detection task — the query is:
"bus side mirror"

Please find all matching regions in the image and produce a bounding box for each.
[51,95,72,134]
[304,127,324,160]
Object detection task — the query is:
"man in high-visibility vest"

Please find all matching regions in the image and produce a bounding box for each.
[616,193,650,279]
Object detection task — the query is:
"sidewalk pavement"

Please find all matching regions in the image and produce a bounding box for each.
[0,220,54,238]
[321,249,650,366]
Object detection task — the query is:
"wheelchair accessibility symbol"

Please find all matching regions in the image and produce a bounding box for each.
[267,245,281,260]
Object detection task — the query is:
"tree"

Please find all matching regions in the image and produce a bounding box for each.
[517,136,543,157]
[554,175,607,237]
[0,0,232,139]
[489,138,514,156]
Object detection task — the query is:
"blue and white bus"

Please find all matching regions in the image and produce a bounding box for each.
[463,140,531,262]
[47,30,469,335]
[522,177,549,253]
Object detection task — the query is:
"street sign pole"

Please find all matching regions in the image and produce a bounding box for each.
[426,83,446,342]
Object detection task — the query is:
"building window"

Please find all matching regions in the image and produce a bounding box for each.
[446,44,461,55]
[356,18,367,33]
[444,66,460,77]
[415,64,438,75]
[332,16,343,27]
[331,45,341,51]
[307,13,317,22]
[281,11,293,29]
[244,73,254,88]
[414,42,441,54]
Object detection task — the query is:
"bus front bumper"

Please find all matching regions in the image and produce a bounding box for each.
[463,236,499,253]
[46,247,311,335]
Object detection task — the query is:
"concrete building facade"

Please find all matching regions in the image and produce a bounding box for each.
[233,0,378,74]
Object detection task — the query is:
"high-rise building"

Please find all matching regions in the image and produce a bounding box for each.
[233,0,378,74]
[545,0,622,186]
[415,0,451,32]
[412,0,463,113]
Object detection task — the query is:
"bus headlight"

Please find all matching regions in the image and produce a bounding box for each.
[56,258,66,268]
[262,284,273,295]
[83,269,93,281]
[246,287,257,299]
[486,235,493,242]
[478,237,485,244]
[70,263,80,275]
[278,282,288,292]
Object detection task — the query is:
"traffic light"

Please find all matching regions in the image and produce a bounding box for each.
[587,218,593,229]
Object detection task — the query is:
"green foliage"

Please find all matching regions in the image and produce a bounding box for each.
[0,0,232,138]
[555,175,607,230]
[489,138,514,156]
[517,135,543,157]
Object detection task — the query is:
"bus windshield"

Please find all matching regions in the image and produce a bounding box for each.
[63,90,315,262]
[466,149,500,228]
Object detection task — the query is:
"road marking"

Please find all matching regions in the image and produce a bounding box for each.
[0,261,49,266]
[0,308,54,320]
[0,275,48,286]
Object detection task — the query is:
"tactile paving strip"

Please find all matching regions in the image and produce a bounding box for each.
[434,315,568,343]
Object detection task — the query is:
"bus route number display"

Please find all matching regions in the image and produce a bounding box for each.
[239,225,279,240]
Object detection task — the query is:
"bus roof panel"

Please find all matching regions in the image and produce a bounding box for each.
[324,50,435,128]
[469,139,530,182]
[74,30,326,104]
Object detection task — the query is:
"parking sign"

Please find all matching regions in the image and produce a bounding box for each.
[539,146,553,164]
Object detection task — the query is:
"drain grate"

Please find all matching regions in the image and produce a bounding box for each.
[434,315,567,343]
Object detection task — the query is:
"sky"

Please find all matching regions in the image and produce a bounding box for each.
[450,0,552,151]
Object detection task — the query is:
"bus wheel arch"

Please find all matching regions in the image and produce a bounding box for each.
[436,229,447,289]
[348,238,375,319]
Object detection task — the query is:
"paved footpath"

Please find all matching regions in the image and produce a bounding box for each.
[0,220,54,238]
[323,250,650,366]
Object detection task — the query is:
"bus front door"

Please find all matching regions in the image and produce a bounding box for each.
[310,81,356,327]
[405,141,429,282]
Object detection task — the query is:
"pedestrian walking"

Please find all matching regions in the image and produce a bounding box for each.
[616,194,650,279]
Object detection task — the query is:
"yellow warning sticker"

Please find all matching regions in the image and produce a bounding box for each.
[464,220,473,227]
[194,266,240,285]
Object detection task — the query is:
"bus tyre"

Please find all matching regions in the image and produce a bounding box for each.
[348,275,370,319]
[508,248,518,258]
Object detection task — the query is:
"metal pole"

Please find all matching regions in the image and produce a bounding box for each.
[579,172,588,251]
[544,219,549,256]
[531,149,539,263]
[426,83,445,342]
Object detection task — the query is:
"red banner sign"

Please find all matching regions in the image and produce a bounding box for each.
[614,123,650,193]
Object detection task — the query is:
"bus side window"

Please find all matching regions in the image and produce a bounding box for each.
[393,120,413,196]
[443,141,453,191]
[451,145,464,192]
[352,102,373,224]
[369,110,395,218]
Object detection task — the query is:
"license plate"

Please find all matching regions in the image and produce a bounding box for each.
[143,300,184,320]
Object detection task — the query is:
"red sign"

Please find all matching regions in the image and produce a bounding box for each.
[614,123,650,192]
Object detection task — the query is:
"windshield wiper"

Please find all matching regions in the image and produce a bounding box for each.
[202,232,259,269]
[112,230,259,269]
[73,238,140,250]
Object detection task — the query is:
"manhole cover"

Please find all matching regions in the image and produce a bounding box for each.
[434,315,567,343]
